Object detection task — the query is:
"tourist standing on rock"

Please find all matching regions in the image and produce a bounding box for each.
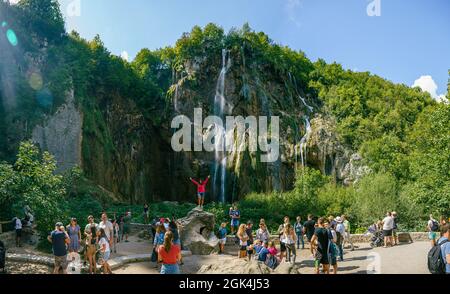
[123,212,131,242]
[256,222,270,244]
[282,224,297,263]
[158,231,181,274]
[97,228,112,274]
[189,175,210,208]
[67,218,81,253]
[218,222,228,254]
[48,222,70,274]
[294,216,305,250]
[13,216,22,247]
[304,214,316,256]
[98,213,114,248]
[229,204,241,236]
[277,216,290,261]
[335,217,345,261]
[237,224,249,258]
[311,217,330,274]
[428,214,440,247]
[382,212,395,248]
[342,215,354,251]
[84,215,98,274]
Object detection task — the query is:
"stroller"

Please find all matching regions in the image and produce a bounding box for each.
[0,240,5,273]
[369,230,384,248]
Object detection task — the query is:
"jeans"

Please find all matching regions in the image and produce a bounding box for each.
[296,233,304,249]
[285,244,297,263]
[161,264,180,274]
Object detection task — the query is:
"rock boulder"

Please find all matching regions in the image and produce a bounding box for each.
[177,207,219,255]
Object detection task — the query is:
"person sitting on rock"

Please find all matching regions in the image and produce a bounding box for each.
[189,175,210,208]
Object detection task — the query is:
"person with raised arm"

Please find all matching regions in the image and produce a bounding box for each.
[189,175,210,208]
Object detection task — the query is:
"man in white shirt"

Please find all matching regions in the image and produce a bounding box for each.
[382,212,394,248]
[335,217,346,261]
[98,213,114,248]
[14,217,22,247]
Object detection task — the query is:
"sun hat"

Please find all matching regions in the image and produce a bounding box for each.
[335,216,343,223]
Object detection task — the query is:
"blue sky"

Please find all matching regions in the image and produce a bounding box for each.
[58,0,450,99]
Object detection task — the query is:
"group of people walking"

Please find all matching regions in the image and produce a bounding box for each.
[47,212,132,274]
[225,206,353,274]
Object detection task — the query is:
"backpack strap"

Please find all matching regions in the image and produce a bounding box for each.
[438,239,449,246]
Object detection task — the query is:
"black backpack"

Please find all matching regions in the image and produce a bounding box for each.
[431,220,439,232]
[428,239,448,274]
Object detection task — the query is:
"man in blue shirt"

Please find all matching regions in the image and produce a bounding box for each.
[48,222,70,274]
[257,242,269,262]
[437,224,450,274]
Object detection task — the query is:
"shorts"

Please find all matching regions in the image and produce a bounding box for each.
[123,225,130,234]
[102,251,110,262]
[197,192,205,199]
[240,245,247,251]
[231,219,239,227]
[383,229,393,237]
[428,232,437,240]
[280,242,287,252]
[219,238,227,245]
[54,255,68,270]
[161,264,180,274]
[16,229,22,237]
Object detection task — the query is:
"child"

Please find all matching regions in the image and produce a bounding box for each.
[97,228,112,274]
[218,223,228,254]
[266,241,279,269]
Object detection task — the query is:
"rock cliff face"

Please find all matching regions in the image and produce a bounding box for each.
[32,89,82,173]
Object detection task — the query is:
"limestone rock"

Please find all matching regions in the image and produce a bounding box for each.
[197,258,301,274]
[177,207,219,255]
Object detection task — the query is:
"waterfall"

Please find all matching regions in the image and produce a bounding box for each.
[173,84,180,113]
[299,116,311,167]
[213,49,231,203]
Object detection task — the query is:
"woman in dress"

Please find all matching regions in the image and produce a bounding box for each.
[67,218,81,253]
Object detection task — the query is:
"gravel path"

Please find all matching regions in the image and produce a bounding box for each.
[114,241,431,274]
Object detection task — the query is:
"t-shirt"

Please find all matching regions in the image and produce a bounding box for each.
[218,227,227,239]
[258,247,269,261]
[51,230,68,257]
[15,218,22,230]
[343,220,350,232]
[158,244,181,265]
[314,227,329,254]
[230,210,240,220]
[246,228,254,243]
[382,216,394,230]
[84,223,98,245]
[294,222,303,234]
[123,215,131,226]
[304,220,316,238]
[98,220,114,241]
[98,237,110,253]
[268,247,278,256]
[336,223,345,235]
[438,237,450,273]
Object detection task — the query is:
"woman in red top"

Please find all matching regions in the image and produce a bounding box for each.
[189,175,210,208]
[158,231,181,274]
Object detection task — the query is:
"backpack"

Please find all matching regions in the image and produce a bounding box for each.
[430,220,439,232]
[427,239,448,274]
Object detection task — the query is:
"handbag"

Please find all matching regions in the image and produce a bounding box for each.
[151,248,158,262]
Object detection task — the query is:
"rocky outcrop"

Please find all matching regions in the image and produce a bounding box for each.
[307,116,370,184]
[177,208,219,255]
[198,259,301,274]
[32,89,82,173]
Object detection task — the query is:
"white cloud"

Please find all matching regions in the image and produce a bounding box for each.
[120,51,129,62]
[285,0,302,28]
[412,75,447,103]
